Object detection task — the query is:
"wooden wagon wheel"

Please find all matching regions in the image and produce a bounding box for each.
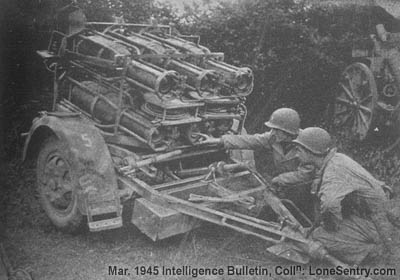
[333,62,378,141]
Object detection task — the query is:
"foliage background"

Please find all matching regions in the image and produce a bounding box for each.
[1,0,400,161]
[2,2,400,277]
[179,0,400,131]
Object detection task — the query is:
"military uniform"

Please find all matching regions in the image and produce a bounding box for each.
[310,149,394,265]
[222,132,314,182]
[373,24,400,91]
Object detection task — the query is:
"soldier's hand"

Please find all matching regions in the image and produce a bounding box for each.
[271,178,288,198]
[192,133,222,145]
[271,176,283,187]
[248,198,266,217]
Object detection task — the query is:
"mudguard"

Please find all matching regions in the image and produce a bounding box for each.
[23,113,120,216]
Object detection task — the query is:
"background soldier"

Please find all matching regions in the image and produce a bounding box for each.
[372,23,400,89]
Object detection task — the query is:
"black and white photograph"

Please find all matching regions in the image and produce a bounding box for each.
[1,0,400,279]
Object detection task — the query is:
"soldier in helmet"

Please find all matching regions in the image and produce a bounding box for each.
[196,108,315,187]
[287,127,395,265]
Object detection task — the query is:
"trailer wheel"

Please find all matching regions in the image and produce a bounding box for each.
[333,62,377,141]
[36,137,83,232]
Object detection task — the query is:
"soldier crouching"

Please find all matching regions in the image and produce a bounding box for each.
[283,127,398,265]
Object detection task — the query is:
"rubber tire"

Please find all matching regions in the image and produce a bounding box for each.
[36,136,84,233]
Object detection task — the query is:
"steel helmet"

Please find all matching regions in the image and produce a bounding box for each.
[293,127,332,155]
[264,108,300,135]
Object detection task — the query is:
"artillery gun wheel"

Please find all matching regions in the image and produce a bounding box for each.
[37,137,83,232]
[333,62,377,141]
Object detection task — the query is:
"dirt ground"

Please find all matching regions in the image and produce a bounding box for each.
[1,98,400,280]
[1,154,400,280]
[0,161,298,280]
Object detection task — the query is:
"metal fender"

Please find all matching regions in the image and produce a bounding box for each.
[23,114,119,215]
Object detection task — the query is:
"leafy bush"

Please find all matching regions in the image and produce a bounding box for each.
[3,0,400,159]
[179,0,400,131]
[75,0,179,23]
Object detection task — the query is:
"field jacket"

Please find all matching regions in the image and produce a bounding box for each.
[315,150,387,223]
[311,150,395,263]
[314,150,395,248]
[221,132,314,185]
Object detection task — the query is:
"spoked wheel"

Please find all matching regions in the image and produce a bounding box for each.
[333,62,377,141]
[37,137,83,232]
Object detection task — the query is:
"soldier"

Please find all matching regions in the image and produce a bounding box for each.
[372,24,400,89]
[196,108,315,187]
[287,127,395,265]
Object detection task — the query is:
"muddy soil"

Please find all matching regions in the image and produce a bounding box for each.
[0,162,287,280]
[2,136,400,280]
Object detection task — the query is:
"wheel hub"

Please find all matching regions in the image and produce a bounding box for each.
[43,154,73,211]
